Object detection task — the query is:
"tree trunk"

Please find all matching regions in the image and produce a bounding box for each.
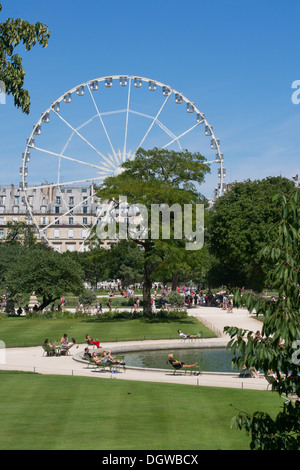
[143,242,153,317]
[172,273,179,291]
[39,296,59,312]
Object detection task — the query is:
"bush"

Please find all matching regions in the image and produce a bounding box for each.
[94,309,187,321]
[166,291,184,307]
[156,309,187,319]
[99,310,143,320]
[78,289,96,309]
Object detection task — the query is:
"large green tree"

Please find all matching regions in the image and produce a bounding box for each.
[68,248,110,288]
[206,176,295,291]
[107,240,144,288]
[0,3,50,113]
[226,188,300,449]
[96,147,209,315]
[5,249,84,311]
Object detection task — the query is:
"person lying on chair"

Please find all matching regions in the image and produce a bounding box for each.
[86,334,101,349]
[168,353,198,370]
[99,350,125,365]
[84,350,102,364]
[178,330,200,339]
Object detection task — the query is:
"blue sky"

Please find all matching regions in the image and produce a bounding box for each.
[0,0,300,199]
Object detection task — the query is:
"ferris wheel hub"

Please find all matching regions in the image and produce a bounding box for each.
[114,166,126,177]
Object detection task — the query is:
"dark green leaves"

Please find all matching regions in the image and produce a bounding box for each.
[0,4,50,113]
[226,188,300,449]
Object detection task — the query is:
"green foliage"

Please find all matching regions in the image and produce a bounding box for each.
[231,402,300,450]
[206,177,295,290]
[98,308,188,321]
[68,248,110,287]
[5,249,84,310]
[226,188,300,449]
[166,291,184,307]
[78,289,96,308]
[4,221,38,247]
[0,3,50,113]
[107,240,144,286]
[96,147,209,315]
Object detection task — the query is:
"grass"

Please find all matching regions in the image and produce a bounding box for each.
[0,371,283,450]
[0,316,215,348]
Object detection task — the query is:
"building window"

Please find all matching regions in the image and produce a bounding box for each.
[81,229,89,239]
[82,217,88,225]
[0,229,5,239]
[83,206,88,214]
[66,244,75,252]
[53,229,61,238]
[56,196,61,204]
[67,229,75,238]
[69,217,74,225]
[69,197,74,205]
[55,206,60,214]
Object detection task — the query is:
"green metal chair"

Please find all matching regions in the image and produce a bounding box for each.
[42,343,56,357]
[114,355,126,373]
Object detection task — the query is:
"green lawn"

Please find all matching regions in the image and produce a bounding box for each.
[0,371,283,450]
[0,316,215,348]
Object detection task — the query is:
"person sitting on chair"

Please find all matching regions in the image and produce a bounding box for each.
[62,338,76,350]
[44,338,56,355]
[168,353,197,370]
[59,338,75,355]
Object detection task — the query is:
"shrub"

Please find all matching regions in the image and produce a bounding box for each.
[166,291,184,307]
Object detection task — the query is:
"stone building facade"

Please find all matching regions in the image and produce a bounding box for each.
[0,183,115,252]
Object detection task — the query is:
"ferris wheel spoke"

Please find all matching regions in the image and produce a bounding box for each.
[86,84,119,166]
[123,77,132,160]
[134,93,171,154]
[31,146,104,170]
[57,115,100,184]
[155,119,176,138]
[128,115,182,160]
[51,109,116,171]
[161,121,202,150]
[40,191,97,232]
[78,212,102,251]
[25,176,105,192]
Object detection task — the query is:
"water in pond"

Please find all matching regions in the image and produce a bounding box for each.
[124,348,239,373]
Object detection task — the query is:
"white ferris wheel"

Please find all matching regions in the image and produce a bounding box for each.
[20,74,225,250]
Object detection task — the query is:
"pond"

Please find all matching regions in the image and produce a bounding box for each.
[124,348,239,373]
